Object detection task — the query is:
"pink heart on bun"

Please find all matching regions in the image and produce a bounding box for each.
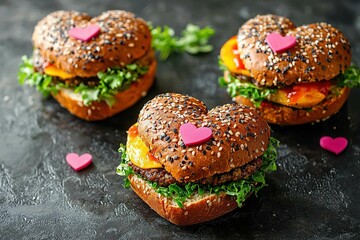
[266,32,296,53]
[69,24,100,42]
[180,123,213,146]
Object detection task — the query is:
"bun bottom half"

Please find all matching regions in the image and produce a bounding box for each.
[129,174,238,226]
[52,60,157,121]
[234,87,350,125]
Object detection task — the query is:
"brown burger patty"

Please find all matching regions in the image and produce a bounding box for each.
[130,157,262,187]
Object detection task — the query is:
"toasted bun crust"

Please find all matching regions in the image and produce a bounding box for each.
[129,174,238,226]
[33,10,151,77]
[237,15,351,87]
[234,87,350,125]
[137,93,270,182]
[52,60,156,121]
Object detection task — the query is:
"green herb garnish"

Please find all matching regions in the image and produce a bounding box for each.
[218,59,276,107]
[150,23,215,60]
[18,57,148,106]
[337,65,360,88]
[117,137,279,208]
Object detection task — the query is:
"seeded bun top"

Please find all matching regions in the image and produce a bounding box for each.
[237,14,351,87]
[32,10,152,77]
[137,93,270,182]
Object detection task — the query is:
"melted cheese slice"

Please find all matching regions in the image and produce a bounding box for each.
[44,65,75,79]
[127,124,163,169]
[220,36,251,77]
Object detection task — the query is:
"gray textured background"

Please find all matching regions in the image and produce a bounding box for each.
[1,0,360,239]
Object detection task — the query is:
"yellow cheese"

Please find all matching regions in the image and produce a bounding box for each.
[44,65,75,79]
[126,125,163,169]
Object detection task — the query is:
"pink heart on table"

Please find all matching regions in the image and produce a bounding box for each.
[320,136,348,155]
[266,32,296,53]
[180,123,213,146]
[69,24,100,42]
[66,153,93,171]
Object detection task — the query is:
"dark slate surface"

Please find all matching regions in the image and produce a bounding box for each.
[1,0,360,239]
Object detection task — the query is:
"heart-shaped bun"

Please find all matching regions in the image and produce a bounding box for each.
[220,14,354,125]
[121,93,276,225]
[137,93,270,182]
[237,15,351,86]
[23,10,156,121]
[33,10,151,78]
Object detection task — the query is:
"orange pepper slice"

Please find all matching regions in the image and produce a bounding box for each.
[220,36,251,76]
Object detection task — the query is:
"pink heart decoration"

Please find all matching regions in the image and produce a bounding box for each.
[66,153,93,171]
[266,32,296,53]
[180,123,213,146]
[69,24,100,42]
[320,136,348,155]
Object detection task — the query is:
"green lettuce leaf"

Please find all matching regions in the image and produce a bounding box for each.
[337,65,360,88]
[218,59,276,107]
[117,137,279,208]
[150,23,215,60]
[18,56,148,106]
[18,56,65,97]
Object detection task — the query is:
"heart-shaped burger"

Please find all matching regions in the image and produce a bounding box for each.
[19,10,156,120]
[117,93,279,225]
[219,14,357,125]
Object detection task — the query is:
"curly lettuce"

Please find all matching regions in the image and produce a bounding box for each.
[218,59,276,107]
[18,56,148,106]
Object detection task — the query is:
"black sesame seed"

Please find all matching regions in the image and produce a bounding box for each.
[160,133,166,140]
[247,132,255,137]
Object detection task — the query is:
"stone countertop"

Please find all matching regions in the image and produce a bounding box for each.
[1,0,360,239]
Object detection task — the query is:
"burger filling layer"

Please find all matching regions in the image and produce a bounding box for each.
[18,49,154,106]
